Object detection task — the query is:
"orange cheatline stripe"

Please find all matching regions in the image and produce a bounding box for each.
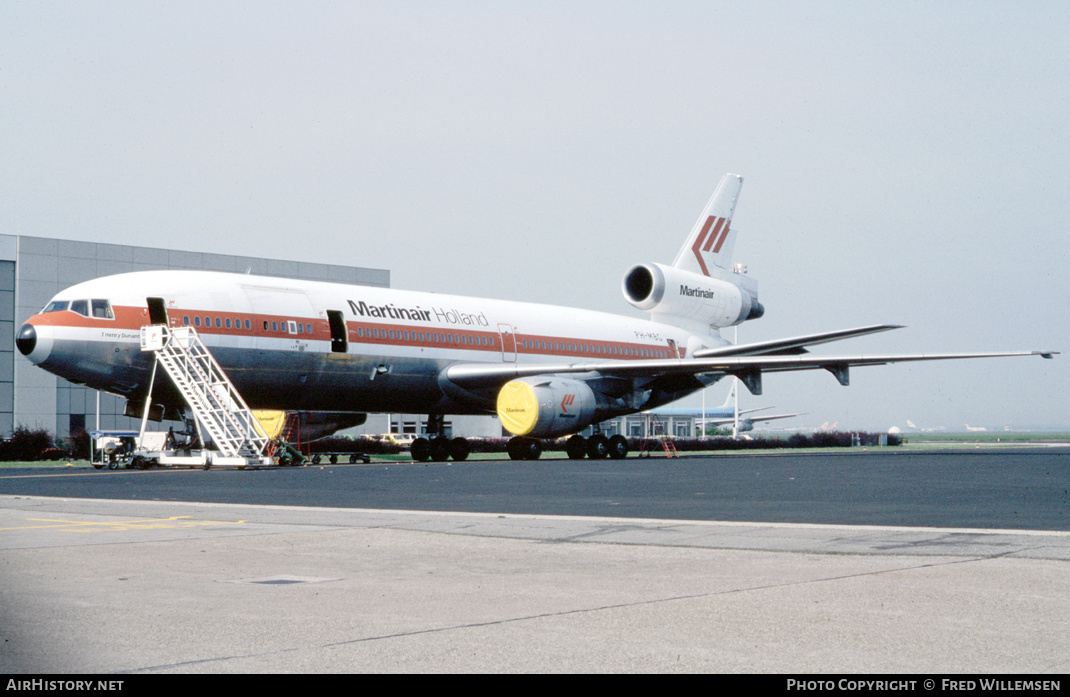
[34,307,677,360]
[702,217,725,253]
[711,219,732,254]
[690,215,716,276]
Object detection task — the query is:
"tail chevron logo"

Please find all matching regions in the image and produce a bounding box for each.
[690,216,731,276]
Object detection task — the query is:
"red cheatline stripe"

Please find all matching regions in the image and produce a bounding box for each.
[690,216,716,276]
[702,217,726,252]
[34,306,676,361]
[711,219,732,254]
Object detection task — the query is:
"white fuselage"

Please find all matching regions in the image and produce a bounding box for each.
[19,270,728,417]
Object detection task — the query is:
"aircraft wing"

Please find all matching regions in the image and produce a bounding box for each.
[444,350,1056,396]
[691,324,903,357]
[734,406,776,417]
[701,412,802,426]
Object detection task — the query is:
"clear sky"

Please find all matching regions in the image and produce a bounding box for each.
[2,1,1066,431]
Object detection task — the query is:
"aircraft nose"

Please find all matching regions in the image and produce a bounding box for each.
[16,322,52,365]
[16,324,36,356]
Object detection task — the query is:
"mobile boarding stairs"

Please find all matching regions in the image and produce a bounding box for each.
[135,325,272,469]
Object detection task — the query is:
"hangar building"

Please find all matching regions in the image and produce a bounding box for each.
[5,234,681,446]
[4,234,389,440]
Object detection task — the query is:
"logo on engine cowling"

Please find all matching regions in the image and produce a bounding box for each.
[561,394,576,413]
[680,284,716,298]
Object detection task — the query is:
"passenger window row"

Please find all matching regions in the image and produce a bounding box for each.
[355,326,496,347]
[521,338,667,358]
[181,316,312,335]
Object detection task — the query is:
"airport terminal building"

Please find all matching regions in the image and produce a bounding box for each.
[3,234,393,440]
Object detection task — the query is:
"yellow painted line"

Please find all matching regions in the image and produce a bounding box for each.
[0,515,246,532]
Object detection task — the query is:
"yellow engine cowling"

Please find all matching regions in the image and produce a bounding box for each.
[496,378,598,438]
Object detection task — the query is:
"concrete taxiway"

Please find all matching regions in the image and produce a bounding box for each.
[2,494,1068,673]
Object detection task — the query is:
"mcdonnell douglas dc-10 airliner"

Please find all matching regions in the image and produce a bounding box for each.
[16,174,1055,461]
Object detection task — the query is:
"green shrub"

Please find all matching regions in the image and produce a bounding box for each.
[0,426,57,461]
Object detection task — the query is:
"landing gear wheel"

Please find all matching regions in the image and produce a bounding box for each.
[607,435,629,459]
[507,437,525,460]
[587,435,609,459]
[411,437,430,462]
[507,437,542,460]
[449,438,470,461]
[522,438,543,460]
[429,437,450,462]
[565,435,588,459]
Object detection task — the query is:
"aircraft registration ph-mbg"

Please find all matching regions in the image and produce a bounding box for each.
[16,174,1056,461]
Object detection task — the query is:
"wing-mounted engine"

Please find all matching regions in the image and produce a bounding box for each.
[497,377,602,438]
[622,262,763,333]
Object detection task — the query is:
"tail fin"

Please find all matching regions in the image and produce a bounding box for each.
[670,173,744,279]
[720,383,736,410]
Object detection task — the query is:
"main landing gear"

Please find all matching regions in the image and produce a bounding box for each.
[508,434,629,460]
[410,414,470,462]
[410,436,470,462]
[408,415,630,462]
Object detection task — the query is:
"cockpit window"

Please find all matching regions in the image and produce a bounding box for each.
[91,299,114,319]
[61,299,114,319]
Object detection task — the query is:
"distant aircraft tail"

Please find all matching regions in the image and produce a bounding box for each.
[720,383,736,410]
[670,173,744,279]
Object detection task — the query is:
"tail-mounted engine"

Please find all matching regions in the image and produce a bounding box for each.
[497,378,599,438]
[622,262,763,332]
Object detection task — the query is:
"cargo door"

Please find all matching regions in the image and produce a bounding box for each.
[241,285,318,350]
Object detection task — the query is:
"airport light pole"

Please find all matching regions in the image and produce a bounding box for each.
[732,326,740,438]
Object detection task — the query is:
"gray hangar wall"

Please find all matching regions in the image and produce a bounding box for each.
[4,234,389,440]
